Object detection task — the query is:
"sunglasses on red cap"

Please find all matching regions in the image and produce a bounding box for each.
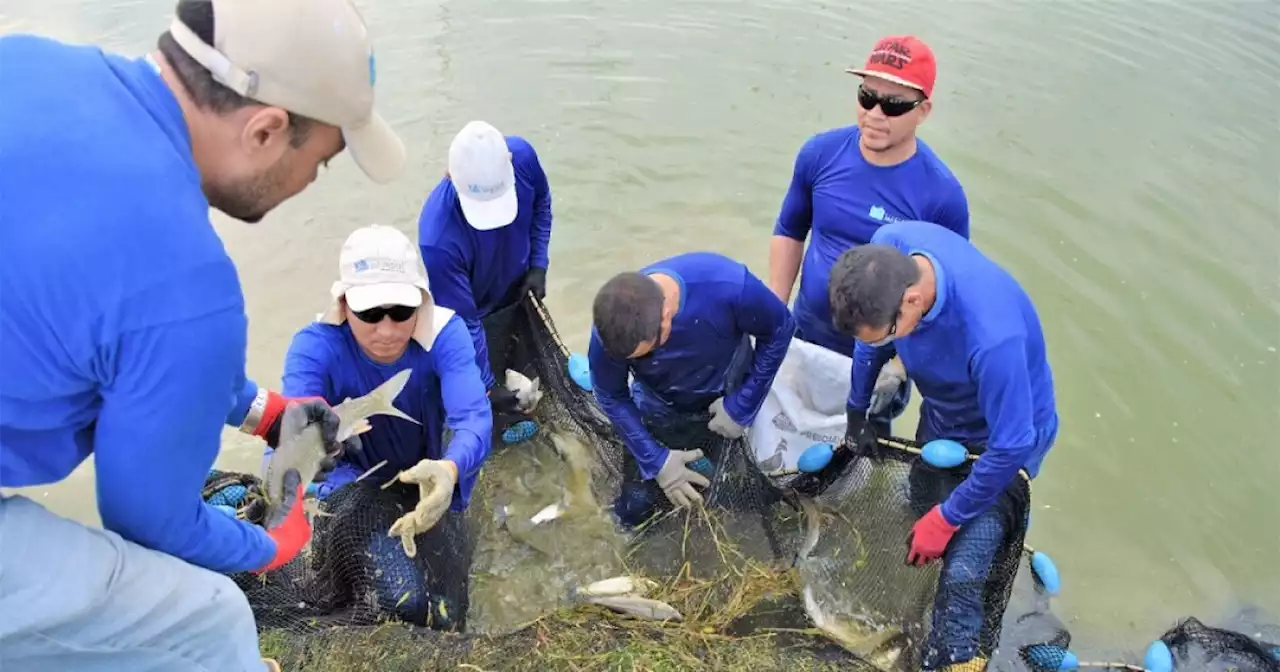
[857,84,926,118]
[353,304,417,324]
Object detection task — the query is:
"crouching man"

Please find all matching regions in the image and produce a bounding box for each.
[589,252,796,526]
[269,223,492,629]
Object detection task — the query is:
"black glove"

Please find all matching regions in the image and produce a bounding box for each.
[520,267,548,300]
[844,408,884,461]
[488,385,522,414]
[265,398,363,479]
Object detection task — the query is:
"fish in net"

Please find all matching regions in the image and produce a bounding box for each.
[203,295,1034,671]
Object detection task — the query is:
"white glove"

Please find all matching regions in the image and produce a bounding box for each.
[387,459,457,557]
[869,356,907,415]
[706,397,746,439]
[655,449,711,509]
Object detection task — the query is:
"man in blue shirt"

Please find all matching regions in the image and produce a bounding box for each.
[419,121,554,423]
[0,0,404,670]
[589,252,796,523]
[768,35,970,433]
[829,220,1059,671]
[270,223,491,627]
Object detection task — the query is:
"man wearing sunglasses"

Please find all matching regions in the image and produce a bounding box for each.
[273,224,492,529]
[0,0,400,669]
[419,120,555,427]
[829,219,1059,672]
[768,35,970,436]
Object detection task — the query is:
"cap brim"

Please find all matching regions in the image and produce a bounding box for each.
[345,283,424,312]
[343,111,406,185]
[845,69,928,95]
[456,164,518,231]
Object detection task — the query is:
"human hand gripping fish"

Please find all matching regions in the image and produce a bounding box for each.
[261,369,418,529]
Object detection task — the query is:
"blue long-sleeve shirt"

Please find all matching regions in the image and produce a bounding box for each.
[774,125,969,355]
[589,252,796,480]
[270,310,492,510]
[845,221,1058,528]
[0,35,275,573]
[418,136,553,389]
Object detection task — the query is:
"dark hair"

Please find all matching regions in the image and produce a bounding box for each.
[156,0,313,147]
[592,272,665,359]
[828,244,920,335]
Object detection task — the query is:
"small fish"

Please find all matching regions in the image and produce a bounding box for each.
[586,595,682,621]
[262,369,418,529]
[505,369,543,413]
[802,586,904,667]
[530,502,565,525]
[575,575,660,599]
[795,496,822,563]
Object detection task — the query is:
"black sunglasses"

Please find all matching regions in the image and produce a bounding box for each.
[857,85,926,118]
[353,304,417,324]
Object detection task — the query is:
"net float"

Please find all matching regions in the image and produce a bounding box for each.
[797,442,835,473]
[921,439,968,468]
[568,352,592,391]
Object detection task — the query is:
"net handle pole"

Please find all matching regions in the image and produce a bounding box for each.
[529,295,572,359]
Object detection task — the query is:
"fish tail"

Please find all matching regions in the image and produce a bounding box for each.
[369,369,419,424]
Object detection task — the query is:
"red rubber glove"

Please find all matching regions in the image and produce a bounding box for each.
[253,483,312,574]
[905,504,959,567]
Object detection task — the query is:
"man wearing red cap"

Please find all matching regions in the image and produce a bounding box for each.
[768,35,970,436]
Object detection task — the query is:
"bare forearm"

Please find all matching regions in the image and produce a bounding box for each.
[767,235,804,304]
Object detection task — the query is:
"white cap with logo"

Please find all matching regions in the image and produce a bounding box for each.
[167,0,406,184]
[331,224,429,312]
[448,120,518,231]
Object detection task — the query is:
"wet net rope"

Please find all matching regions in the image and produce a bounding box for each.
[200,295,1277,671]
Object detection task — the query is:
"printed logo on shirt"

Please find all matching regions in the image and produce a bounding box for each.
[868,205,902,224]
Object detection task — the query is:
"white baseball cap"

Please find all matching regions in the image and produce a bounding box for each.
[448,121,518,230]
[333,224,429,312]
[166,0,406,184]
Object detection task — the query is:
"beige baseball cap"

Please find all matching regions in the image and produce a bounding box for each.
[167,0,406,184]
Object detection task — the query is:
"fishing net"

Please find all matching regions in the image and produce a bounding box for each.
[1015,616,1280,672]
[202,295,1037,671]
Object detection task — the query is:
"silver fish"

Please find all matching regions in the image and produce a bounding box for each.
[504,369,543,414]
[802,586,904,668]
[795,496,822,564]
[586,595,682,621]
[530,502,565,525]
[262,369,418,528]
[574,575,660,599]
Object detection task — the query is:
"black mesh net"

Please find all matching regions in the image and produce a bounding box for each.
[204,296,1046,671]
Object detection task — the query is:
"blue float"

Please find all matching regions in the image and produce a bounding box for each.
[1022,644,1078,670]
[502,419,540,445]
[1143,640,1174,672]
[568,352,592,391]
[1031,550,1062,597]
[797,442,835,473]
[921,439,968,468]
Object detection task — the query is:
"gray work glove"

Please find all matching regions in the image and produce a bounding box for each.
[706,397,746,439]
[387,459,457,557]
[869,356,907,416]
[655,449,712,509]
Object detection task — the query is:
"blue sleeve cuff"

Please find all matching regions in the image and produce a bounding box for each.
[226,378,259,428]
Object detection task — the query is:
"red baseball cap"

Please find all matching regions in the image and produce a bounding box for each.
[846,35,937,99]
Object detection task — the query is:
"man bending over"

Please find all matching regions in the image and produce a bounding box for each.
[829,220,1059,671]
[589,252,796,525]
